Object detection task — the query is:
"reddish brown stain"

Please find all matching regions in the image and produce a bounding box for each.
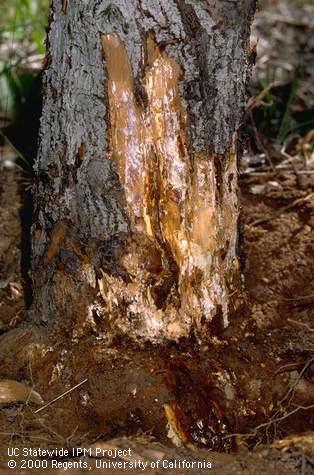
[62,0,68,14]
[101,32,238,339]
[76,143,86,163]
[43,221,67,266]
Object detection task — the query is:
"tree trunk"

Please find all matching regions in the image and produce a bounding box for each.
[31,0,255,344]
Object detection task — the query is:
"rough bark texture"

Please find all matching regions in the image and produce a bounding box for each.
[32,0,256,343]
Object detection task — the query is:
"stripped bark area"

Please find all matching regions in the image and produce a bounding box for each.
[32,0,256,343]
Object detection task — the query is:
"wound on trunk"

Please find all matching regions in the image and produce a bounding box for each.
[98,32,236,341]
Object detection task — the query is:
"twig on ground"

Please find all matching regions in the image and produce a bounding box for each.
[223,359,314,444]
[278,358,314,408]
[223,404,314,441]
[241,170,314,176]
[249,111,276,172]
[34,378,88,414]
[287,319,314,333]
[264,12,311,27]
[65,425,79,446]
[38,421,66,444]
[248,193,314,227]
[282,293,314,301]
[275,362,305,375]
[246,82,277,113]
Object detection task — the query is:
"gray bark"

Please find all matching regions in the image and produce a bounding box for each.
[31,0,256,343]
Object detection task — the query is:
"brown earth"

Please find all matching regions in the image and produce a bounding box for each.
[1,0,313,471]
[0,156,313,473]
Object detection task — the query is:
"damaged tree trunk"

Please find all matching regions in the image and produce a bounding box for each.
[32,0,256,343]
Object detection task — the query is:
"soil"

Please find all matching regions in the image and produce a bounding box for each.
[0,156,313,474]
[0,1,313,472]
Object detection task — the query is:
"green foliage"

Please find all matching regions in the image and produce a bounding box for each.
[252,70,314,144]
[0,0,49,169]
[0,0,49,51]
[0,0,49,117]
[276,76,299,143]
[0,63,35,119]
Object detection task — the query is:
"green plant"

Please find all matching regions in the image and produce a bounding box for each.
[0,0,49,115]
[0,0,49,51]
[276,75,299,143]
[0,0,49,169]
[252,67,313,144]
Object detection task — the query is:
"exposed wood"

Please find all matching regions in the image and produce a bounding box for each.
[62,0,67,14]
[43,220,67,266]
[31,0,256,343]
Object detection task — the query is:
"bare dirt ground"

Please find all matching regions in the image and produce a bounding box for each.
[0,150,313,473]
[0,0,313,473]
